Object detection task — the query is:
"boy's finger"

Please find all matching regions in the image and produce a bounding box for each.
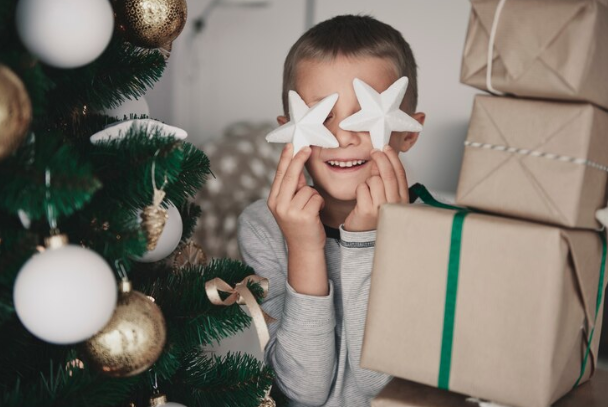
[276,146,311,207]
[297,171,307,191]
[291,186,317,211]
[383,145,409,202]
[366,175,386,209]
[269,144,294,204]
[355,182,373,212]
[370,160,380,177]
[303,191,325,215]
[371,149,399,203]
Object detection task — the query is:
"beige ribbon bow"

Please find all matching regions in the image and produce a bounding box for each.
[205,275,275,352]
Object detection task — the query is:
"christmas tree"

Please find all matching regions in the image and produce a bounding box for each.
[0,1,278,406]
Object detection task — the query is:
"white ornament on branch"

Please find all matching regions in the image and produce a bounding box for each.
[90,119,187,144]
[13,234,117,344]
[15,0,114,68]
[339,76,423,149]
[266,91,339,155]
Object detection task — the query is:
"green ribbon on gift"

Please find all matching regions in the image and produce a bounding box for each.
[409,183,607,391]
[410,184,470,389]
[573,231,606,388]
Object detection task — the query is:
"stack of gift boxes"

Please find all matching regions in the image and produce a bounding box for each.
[361,1,608,406]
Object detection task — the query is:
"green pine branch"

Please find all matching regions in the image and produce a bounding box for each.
[62,201,149,263]
[164,142,211,208]
[169,351,274,407]
[143,261,257,349]
[179,202,202,243]
[89,128,185,210]
[1,357,140,407]
[42,35,165,120]
[0,131,101,222]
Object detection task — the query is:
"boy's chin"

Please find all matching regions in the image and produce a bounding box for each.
[325,189,358,203]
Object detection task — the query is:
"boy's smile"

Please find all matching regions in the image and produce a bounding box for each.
[279,55,423,206]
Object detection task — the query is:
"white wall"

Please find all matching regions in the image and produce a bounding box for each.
[147,0,479,194]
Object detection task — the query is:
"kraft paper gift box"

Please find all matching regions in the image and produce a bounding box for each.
[361,204,607,407]
[460,0,608,110]
[372,369,608,407]
[455,95,608,229]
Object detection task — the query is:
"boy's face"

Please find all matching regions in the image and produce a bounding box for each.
[279,55,425,203]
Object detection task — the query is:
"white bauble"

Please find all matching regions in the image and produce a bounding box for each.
[137,203,183,263]
[15,0,114,68]
[104,97,150,120]
[14,238,117,344]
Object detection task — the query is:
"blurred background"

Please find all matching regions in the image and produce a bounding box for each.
[147,0,478,192]
[138,0,608,368]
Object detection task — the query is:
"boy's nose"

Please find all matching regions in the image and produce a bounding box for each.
[332,125,360,148]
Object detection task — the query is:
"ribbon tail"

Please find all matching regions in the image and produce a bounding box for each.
[236,284,271,353]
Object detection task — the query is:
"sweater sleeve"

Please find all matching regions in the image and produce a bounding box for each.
[237,204,337,405]
[339,226,392,396]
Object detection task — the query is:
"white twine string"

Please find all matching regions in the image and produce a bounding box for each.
[486,0,508,95]
[464,141,608,173]
[114,260,129,281]
[150,150,168,206]
[45,168,58,232]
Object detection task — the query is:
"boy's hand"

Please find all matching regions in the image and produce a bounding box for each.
[268,144,326,252]
[344,145,409,232]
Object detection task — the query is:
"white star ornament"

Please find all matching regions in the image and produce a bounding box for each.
[265,90,339,156]
[339,76,423,150]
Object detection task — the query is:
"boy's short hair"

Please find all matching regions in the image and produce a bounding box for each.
[282,14,419,115]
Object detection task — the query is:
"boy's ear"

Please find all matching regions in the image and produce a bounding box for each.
[396,112,426,153]
[277,115,288,126]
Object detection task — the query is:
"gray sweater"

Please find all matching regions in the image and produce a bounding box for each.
[237,199,392,406]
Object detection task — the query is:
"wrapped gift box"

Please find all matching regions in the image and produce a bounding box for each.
[361,204,607,407]
[460,0,608,110]
[455,95,608,229]
[372,369,608,407]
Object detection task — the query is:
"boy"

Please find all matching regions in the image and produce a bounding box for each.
[238,15,426,406]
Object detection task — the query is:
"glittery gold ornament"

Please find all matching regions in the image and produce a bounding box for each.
[259,395,276,407]
[0,64,32,161]
[141,188,168,251]
[172,241,207,269]
[113,0,188,49]
[83,280,166,377]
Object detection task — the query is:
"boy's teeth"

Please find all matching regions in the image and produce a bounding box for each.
[328,160,366,167]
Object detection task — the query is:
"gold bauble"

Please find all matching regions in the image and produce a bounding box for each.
[83,281,166,377]
[113,0,188,49]
[141,204,168,251]
[0,65,32,161]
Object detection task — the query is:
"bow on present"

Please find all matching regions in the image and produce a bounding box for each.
[205,275,276,352]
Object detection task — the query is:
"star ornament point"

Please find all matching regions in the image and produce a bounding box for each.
[339,76,423,149]
[266,91,339,155]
